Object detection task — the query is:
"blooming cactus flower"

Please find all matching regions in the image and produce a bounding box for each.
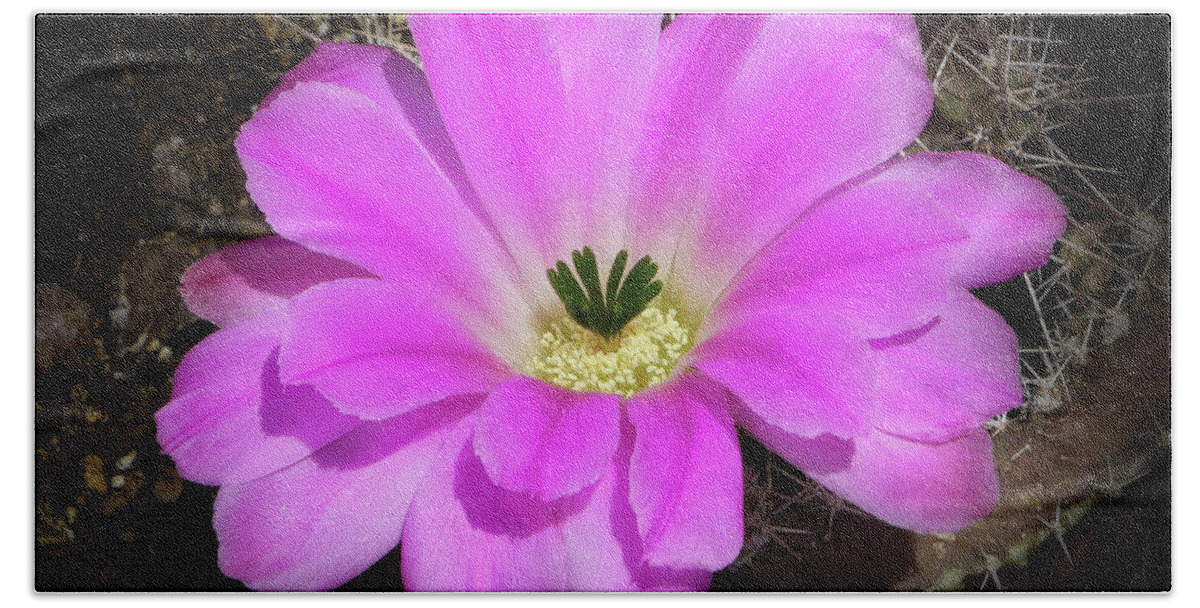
[156,14,1066,591]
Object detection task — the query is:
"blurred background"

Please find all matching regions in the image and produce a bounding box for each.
[34,14,1169,591]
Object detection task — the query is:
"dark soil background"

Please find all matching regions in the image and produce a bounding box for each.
[34,14,1170,591]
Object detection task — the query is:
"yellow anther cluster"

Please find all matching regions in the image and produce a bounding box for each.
[530,305,690,397]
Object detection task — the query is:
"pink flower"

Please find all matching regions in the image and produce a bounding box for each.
[156,14,1066,591]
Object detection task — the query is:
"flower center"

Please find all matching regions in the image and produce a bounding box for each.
[546,247,663,340]
[534,247,691,396]
[529,304,690,397]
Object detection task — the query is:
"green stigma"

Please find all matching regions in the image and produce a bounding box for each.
[546,247,663,340]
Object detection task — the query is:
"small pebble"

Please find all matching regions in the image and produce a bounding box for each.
[83,456,107,494]
[115,450,137,471]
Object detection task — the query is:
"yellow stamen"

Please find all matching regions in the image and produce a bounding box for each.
[529,304,691,397]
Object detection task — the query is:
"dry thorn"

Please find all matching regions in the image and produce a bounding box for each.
[979,550,1004,590]
[271,15,322,43]
[1035,500,1075,566]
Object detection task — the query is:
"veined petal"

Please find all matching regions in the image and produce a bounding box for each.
[279,278,511,420]
[688,307,873,440]
[807,428,1000,534]
[473,376,620,501]
[630,14,932,306]
[869,292,1023,443]
[409,14,661,289]
[178,236,373,328]
[156,309,359,486]
[215,395,478,591]
[626,374,743,571]
[236,77,525,326]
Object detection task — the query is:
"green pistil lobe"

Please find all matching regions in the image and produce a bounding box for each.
[547,247,663,340]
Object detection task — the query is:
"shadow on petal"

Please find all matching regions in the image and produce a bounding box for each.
[728,391,855,476]
[608,417,715,591]
[453,439,595,539]
[310,393,482,471]
[867,316,940,350]
[258,349,359,449]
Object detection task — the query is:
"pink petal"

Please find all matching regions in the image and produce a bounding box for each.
[626,374,743,570]
[714,155,970,339]
[261,41,414,118]
[890,152,1068,288]
[714,151,1063,341]
[401,430,637,591]
[156,310,359,485]
[869,292,1023,443]
[259,41,496,237]
[214,395,478,591]
[630,14,932,304]
[473,376,620,501]
[727,391,855,476]
[716,247,957,343]
[409,14,661,277]
[808,428,1001,534]
[279,278,510,420]
[401,427,711,591]
[236,77,523,324]
[688,307,873,440]
[549,15,660,241]
[260,41,399,110]
[178,236,372,328]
